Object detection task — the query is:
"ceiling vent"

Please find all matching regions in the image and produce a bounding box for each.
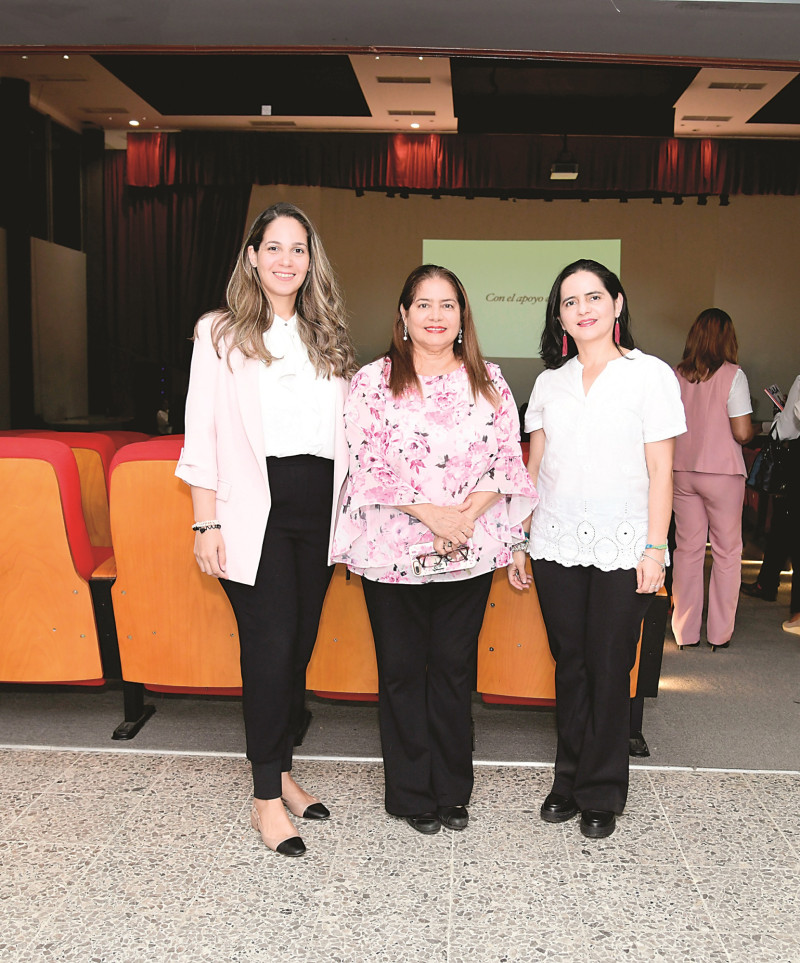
[30,74,88,83]
[681,115,733,122]
[708,82,767,91]
[388,109,436,116]
[377,76,431,84]
[249,120,298,128]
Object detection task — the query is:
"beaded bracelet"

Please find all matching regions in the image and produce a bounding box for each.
[645,543,668,550]
[511,538,529,553]
[192,520,221,533]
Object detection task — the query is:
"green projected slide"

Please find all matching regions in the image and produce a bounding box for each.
[422,239,621,358]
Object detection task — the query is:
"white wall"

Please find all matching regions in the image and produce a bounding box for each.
[247,186,800,420]
[30,237,88,423]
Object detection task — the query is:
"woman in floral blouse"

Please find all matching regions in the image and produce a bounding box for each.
[332,264,537,835]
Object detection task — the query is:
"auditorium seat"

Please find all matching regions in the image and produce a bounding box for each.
[306,567,379,700]
[108,438,242,702]
[18,431,116,548]
[0,437,111,685]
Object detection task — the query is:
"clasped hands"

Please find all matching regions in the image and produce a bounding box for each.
[414,496,478,557]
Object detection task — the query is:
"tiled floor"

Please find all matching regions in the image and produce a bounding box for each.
[1,749,799,962]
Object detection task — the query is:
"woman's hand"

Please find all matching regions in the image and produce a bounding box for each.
[408,503,474,546]
[507,551,532,590]
[193,529,227,578]
[636,550,665,594]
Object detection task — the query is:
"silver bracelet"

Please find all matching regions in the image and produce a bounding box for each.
[641,552,666,572]
[511,537,529,553]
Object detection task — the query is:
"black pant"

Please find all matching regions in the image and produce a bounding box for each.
[361,573,493,816]
[531,559,653,814]
[757,494,800,612]
[222,455,334,800]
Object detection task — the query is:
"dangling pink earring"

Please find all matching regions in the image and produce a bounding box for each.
[614,317,621,345]
[561,330,568,358]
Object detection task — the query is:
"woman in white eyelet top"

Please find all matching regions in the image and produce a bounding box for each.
[507,259,685,836]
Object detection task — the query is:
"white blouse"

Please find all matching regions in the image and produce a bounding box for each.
[524,349,686,571]
[258,314,338,459]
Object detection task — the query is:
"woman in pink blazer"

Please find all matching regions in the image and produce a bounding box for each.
[176,202,357,856]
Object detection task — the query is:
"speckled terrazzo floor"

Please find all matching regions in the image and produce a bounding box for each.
[1,748,799,963]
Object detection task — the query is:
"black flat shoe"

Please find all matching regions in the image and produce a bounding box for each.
[580,810,616,839]
[707,641,730,652]
[404,812,441,835]
[437,805,469,831]
[540,792,579,823]
[677,641,699,650]
[299,802,330,820]
[740,582,777,602]
[275,836,306,857]
[629,731,650,757]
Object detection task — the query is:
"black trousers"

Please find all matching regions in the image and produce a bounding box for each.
[531,559,654,814]
[222,455,334,800]
[757,494,800,612]
[361,573,493,816]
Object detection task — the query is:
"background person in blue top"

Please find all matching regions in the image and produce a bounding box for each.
[507,259,686,839]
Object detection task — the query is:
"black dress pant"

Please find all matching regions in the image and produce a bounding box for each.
[361,573,493,816]
[222,455,334,800]
[757,494,800,612]
[531,559,654,814]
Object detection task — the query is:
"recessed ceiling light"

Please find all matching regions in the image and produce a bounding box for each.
[418,56,423,61]
[410,122,420,129]
[63,54,69,60]
[129,119,140,127]
[21,55,28,60]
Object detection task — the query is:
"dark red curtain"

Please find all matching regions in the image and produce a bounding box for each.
[127,130,800,197]
[103,150,251,431]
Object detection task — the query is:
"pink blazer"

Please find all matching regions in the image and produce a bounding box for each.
[176,313,350,585]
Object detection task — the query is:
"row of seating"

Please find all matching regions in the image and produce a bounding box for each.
[1,433,666,740]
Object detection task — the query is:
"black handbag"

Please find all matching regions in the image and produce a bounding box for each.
[746,426,792,496]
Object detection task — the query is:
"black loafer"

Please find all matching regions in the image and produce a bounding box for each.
[437,805,469,831]
[404,812,441,835]
[580,810,616,839]
[629,731,650,757]
[540,792,579,823]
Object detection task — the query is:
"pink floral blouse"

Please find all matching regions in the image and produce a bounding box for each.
[331,358,538,584]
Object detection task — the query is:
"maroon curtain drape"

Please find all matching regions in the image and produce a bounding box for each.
[126,130,800,197]
[103,150,251,430]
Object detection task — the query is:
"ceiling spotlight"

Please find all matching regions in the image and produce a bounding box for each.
[410,122,420,129]
[550,134,578,181]
[128,119,140,127]
[63,54,69,60]
[418,56,424,61]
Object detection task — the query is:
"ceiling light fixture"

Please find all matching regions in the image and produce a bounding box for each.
[550,135,579,181]
[128,119,140,127]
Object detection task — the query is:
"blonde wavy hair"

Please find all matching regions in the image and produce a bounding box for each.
[208,202,357,379]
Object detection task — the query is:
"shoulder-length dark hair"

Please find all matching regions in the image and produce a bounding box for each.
[208,201,357,378]
[540,258,635,370]
[676,308,739,383]
[386,264,498,406]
